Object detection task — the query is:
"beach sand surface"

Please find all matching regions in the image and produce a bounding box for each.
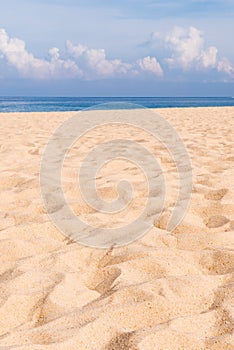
[0,107,233,349]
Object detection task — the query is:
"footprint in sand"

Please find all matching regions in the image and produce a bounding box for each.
[106,332,136,350]
[199,249,234,275]
[204,188,228,201]
[196,174,213,187]
[205,215,229,228]
[84,266,121,294]
[0,176,27,191]
[28,147,39,155]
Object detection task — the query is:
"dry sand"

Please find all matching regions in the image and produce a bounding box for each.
[0,107,233,349]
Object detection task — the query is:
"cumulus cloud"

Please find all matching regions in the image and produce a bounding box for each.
[0,28,82,79]
[164,26,233,77]
[165,27,218,70]
[165,26,210,69]
[0,28,162,80]
[137,56,163,76]
[199,46,218,69]
[217,58,234,77]
[0,26,233,81]
[66,41,132,78]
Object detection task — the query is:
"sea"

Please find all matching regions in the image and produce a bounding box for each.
[0,96,234,113]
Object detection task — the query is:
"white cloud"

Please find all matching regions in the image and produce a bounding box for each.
[165,26,206,69]
[137,56,163,76]
[0,28,82,79]
[66,41,87,58]
[0,26,233,81]
[0,29,144,80]
[217,58,234,77]
[66,41,132,78]
[164,26,233,77]
[199,46,218,69]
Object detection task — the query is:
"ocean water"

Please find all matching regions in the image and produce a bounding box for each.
[0,96,234,112]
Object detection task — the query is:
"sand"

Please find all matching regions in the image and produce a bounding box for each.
[0,107,233,349]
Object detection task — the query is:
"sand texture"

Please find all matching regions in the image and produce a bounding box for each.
[0,107,233,349]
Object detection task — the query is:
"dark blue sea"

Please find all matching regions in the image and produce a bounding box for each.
[0,96,234,112]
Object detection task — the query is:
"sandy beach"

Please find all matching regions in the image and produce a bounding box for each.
[0,107,233,349]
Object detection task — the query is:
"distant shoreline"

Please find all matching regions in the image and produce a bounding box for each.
[0,106,234,116]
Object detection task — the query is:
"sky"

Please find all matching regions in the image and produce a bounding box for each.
[0,0,234,96]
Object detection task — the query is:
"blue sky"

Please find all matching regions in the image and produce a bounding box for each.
[0,0,234,96]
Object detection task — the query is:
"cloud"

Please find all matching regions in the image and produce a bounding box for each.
[0,28,162,80]
[0,27,233,81]
[66,41,132,78]
[0,28,82,79]
[165,26,208,69]
[164,26,233,77]
[137,56,163,76]
[67,41,164,77]
[217,58,234,77]
[199,46,218,69]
